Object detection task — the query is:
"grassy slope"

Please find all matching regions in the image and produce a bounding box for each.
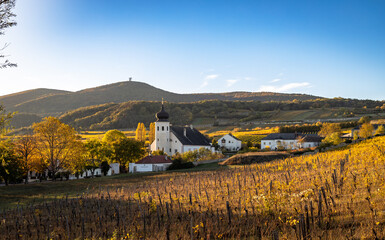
[0,163,226,210]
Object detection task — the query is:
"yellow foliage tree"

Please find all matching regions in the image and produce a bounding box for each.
[149,122,155,143]
[135,123,146,142]
[318,123,341,138]
[32,117,82,180]
[14,135,37,183]
[359,123,374,139]
[375,125,385,136]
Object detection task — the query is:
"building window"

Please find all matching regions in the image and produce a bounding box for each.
[169,148,171,152]
[167,126,168,131]
[175,149,177,153]
[162,126,164,131]
[157,138,159,141]
[222,139,226,143]
[157,126,159,131]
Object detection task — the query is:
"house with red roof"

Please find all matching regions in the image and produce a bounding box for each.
[128,155,172,173]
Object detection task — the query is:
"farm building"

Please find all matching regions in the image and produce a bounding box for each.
[261,133,322,150]
[150,102,214,155]
[218,133,242,151]
[129,155,172,173]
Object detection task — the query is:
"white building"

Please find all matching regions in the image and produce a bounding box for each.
[68,163,120,180]
[129,155,172,173]
[261,133,322,150]
[150,103,214,155]
[218,133,242,151]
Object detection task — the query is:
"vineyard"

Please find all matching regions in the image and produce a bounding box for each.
[1,137,385,239]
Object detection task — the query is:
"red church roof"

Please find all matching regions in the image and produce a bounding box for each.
[136,155,172,164]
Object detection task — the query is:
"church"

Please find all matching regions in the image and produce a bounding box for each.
[150,102,214,156]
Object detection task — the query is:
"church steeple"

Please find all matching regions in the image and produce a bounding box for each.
[155,99,169,122]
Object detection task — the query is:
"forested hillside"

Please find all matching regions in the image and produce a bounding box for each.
[58,98,385,130]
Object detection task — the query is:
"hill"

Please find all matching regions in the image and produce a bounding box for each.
[58,98,385,131]
[0,88,70,110]
[2,81,321,115]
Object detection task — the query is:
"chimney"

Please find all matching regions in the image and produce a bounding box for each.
[184,128,187,137]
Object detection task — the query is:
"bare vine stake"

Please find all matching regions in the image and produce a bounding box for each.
[226,201,232,225]
[305,205,310,233]
[318,191,322,227]
[321,187,329,210]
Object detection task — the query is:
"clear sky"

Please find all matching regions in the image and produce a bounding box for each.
[0,0,384,100]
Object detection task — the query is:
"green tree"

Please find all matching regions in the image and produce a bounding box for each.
[0,0,17,69]
[111,138,145,172]
[33,117,81,180]
[84,138,111,176]
[211,139,219,150]
[359,123,374,139]
[0,140,22,185]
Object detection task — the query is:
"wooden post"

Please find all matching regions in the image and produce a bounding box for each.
[226,201,232,225]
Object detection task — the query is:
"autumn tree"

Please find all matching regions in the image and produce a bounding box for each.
[14,135,37,183]
[0,105,14,136]
[135,123,146,142]
[0,0,17,69]
[318,123,341,138]
[375,125,385,136]
[102,129,126,142]
[149,122,155,143]
[64,141,87,178]
[359,123,374,139]
[0,140,22,185]
[358,116,371,124]
[319,123,342,146]
[33,117,81,180]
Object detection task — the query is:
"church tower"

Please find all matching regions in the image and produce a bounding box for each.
[153,100,171,155]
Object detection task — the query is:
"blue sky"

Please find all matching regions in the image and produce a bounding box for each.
[0,0,384,100]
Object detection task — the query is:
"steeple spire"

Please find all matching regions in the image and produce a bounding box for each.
[156,99,169,122]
